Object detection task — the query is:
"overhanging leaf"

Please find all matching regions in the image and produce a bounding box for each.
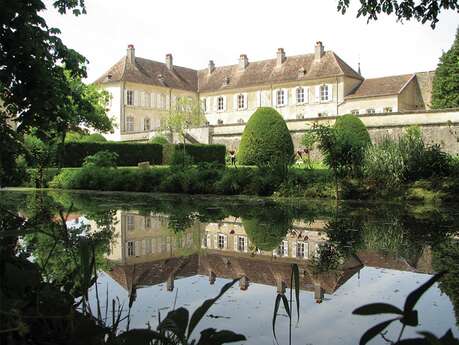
[272,294,283,344]
[291,263,300,322]
[158,307,189,342]
[404,271,446,313]
[359,318,397,345]
[187,278,240,339]
[353,303,403,316]
[196,329,246,345]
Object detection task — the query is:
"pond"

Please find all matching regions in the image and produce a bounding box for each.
[1,189,458,344]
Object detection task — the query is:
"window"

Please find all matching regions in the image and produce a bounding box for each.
[145,217,151,229]
[296,87,305,104]
[127,90,134,105]
[237,236,246,251]
[277,241,288,256]
[126,215,134,230]
[217,96,224,111]
[218,234,225,249]
[318,112,328,117]
[296,113,304,119]
[237,94,245,110]
[366,108,376,114]
[276,89,285,106]
[351,109,359,115]
[144,92,150,108]
[320,85,329,102]
[126,116,134,132]
[237,118,244,124]
[217,119,223,125]
[127,241,135,256]
[383,107,393,113]
[202,98,207,113]
[145,239,152,254]
[144,118,151,131]
[296,242,305,258]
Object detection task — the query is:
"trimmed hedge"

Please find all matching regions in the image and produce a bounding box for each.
[60,142,163,167]
[162,144,226,165]
[238,107,293,166]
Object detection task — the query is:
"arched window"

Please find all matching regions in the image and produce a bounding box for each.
[276,89,285,106]
[296,87,305,104]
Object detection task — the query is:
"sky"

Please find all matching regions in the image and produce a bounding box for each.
[42,0,458,83]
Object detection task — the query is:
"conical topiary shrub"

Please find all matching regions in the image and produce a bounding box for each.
[237,107,293,166]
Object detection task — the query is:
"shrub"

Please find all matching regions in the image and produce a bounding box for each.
[363,138,405,188]
[60,142,163,167]
[238,107,294,167]
[80,133,107,142]
[83,151,118,168]
[162,144,226,165]
[215,168,254,195]
[333,114,371,177]
[149,135,169,145]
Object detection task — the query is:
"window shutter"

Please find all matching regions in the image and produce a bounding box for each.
[214,97,218,112]
[165,94,170,109]
[243,93,248,110]
[327,84,333,101]
[244,237,248,252]
[305,243,309,259]
[223,96,227,111]
[233,94,238,111]
[223,234,228,249]
[272,90,277,107]
[305,87,309,104]
[234,236,238,251]
[315,86,321,103]
[284,89,288,106]
[124,89,128,104]
[214,234,218,249]
[256,91,261,107]
[291,241,297,257]
[134,241,140,257]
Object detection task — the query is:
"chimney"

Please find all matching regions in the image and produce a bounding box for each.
[166,53,173,70]
[276,48,286,66]
[239,54,248,70]
[314,41,324,61]
[208,60,215,74]
[127,44,135,64]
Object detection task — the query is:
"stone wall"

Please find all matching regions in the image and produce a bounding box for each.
[209,109,459,157]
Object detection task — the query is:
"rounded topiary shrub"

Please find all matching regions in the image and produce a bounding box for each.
[333,114,371,176]
[238,107,293,166]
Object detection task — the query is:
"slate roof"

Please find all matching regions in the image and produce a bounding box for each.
[345,73,415,99]
[95,51,363,92]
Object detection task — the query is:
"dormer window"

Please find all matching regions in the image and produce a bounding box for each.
[223,77,230,86]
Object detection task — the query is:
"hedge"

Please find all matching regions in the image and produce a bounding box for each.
[60,142,163,167]
[162,144,226,165]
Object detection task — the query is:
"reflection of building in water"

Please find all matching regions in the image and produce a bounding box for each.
[104,211,434,301]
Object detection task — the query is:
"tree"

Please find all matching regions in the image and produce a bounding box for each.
[161,97,206,166]
[431,27,459,109]
[301,130,317,169]
[337,0,458,28]
[238,107,294,170]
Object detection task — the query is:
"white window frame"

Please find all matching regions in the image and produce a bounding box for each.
[237,236,246,252]
[276,89,285,107]
[367,108,376,114]
[126,215,134,230]
[276,240,288,257]
[127,90,134,106]
[218,234,226,249]
[296,87,305,104]
[126,116,134,132]
[217,96,225,112]
[127,241,135,256]
[237,94,245,110]
[351,109,359,115]
[320,85,329,102]
[296,242,306,259]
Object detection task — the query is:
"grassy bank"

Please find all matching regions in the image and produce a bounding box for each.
[21,165,459,203]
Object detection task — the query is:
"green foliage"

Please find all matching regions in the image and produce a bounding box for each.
[363,137,405,189]
[65,132,107,143]
[83,151,118,168]
[432,28,459,109]
[162,144,226,165]
[149,135,169,145]
[238,107,294,168]
[61,142,163,167]
[336,0,457,28]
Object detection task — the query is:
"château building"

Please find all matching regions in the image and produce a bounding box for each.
[96,42,434,142]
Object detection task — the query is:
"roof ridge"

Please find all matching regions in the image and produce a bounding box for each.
[135,56,198,73]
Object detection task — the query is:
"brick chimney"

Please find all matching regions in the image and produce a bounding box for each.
[208,60,215,74]
[314,41,324,61]
[239,54,248,70]
[127,44,135,64]
[276,48,286,66]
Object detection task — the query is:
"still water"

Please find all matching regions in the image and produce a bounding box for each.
[1,190,458,344]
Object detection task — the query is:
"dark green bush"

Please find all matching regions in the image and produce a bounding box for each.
[162,144,226,165]
[60,142,163,167]
[238,107,293,167]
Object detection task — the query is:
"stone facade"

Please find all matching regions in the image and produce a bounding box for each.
[96,42,434,142]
